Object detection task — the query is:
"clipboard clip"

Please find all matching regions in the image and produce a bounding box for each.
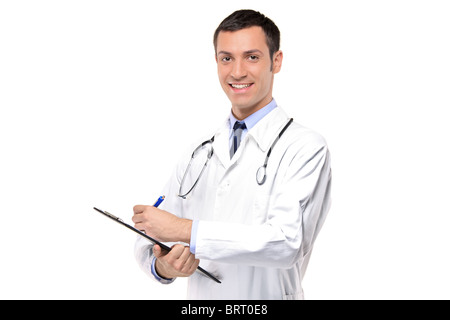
[94,207,122,222]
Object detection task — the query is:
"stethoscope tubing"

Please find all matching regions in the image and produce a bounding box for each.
[256,118,293,185]
[178,118,293,198]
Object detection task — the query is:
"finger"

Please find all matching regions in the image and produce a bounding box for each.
[178,246,193,263]
[181,254,199,275]
[183,252,196,270]
[153,245,165,259]
[133,204,146,214]
[168,244,185,259]
[186,251,199,268]
[179,248,199,274]
[164,244,186,265]
[133,222,145,232]
[189,258,200,274]
[131,213,142,224]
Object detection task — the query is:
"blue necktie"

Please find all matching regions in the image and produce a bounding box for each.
[230,121,246,158]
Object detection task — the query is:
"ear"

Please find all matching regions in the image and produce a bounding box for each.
[272,50,283,74]
[215,53,218,63]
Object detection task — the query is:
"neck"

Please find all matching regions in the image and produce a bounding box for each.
[231,96,273,120]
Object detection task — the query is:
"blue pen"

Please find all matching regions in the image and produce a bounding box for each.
[153,195,165,208]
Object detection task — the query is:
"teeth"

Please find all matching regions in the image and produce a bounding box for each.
[231,84,251,89]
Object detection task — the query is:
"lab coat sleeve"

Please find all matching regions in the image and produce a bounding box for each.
[194,136,332,269]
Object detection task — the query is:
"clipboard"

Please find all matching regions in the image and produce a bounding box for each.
[93,207,221,284]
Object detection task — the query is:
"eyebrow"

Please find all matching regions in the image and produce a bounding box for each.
[217,49,264,56]
[244,49,264,55]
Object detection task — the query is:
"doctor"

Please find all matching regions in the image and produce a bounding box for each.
[132,9,332,300]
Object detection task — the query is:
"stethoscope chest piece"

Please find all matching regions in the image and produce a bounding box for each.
[256,165,267,185]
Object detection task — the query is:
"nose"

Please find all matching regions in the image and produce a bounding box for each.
[231,59,247,80]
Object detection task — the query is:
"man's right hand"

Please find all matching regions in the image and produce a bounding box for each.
[153,244,199,279]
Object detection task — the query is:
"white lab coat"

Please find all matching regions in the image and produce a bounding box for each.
[135,107,332,300]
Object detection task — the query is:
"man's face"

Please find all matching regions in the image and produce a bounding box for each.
[215,26,282,119]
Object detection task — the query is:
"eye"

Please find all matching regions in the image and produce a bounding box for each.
[248,55,259,61]
[221,56,232,63]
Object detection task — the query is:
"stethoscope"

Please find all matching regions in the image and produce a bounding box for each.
[255,117,293,185]
[178,118,293,198]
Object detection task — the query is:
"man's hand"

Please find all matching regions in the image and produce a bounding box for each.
[153,244,199,279]
[132,205,192,244]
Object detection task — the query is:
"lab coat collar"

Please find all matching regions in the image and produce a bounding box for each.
[212,107,290,167]
[247,107,291,152]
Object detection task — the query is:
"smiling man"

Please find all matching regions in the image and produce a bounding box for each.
[215,25,282,119]
[133,9,332,300]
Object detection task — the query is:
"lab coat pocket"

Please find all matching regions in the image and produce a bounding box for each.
[252,194,270,225]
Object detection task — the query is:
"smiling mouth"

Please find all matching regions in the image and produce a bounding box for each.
[229,83,253,89]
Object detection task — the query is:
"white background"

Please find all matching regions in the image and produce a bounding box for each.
[1,0,449,300]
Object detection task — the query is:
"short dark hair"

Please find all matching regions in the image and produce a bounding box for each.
[213,9,281,61]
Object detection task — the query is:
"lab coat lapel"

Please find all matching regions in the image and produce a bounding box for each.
[212,119,231,168]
